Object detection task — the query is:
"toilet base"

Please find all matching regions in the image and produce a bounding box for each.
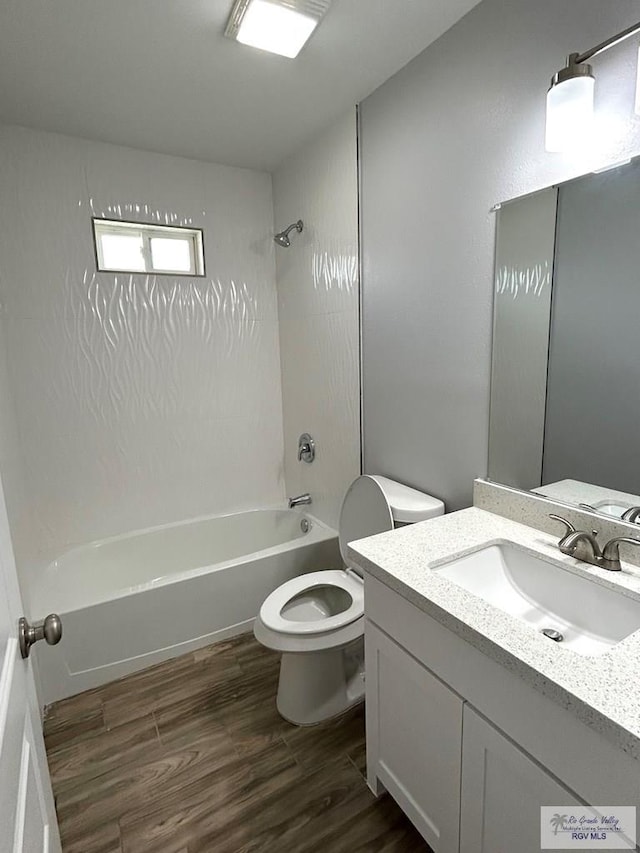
[276,638,365,726]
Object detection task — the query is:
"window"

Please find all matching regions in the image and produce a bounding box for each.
[93,219,205,276]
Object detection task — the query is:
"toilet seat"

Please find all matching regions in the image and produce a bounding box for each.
[259,569,364,635]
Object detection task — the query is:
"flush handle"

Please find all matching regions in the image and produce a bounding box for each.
[19,614,63,659]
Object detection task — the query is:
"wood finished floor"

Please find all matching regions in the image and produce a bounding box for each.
[44,633,432,853]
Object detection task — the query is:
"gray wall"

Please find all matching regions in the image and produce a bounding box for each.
[543,161,640,494]
[360,0,640,510]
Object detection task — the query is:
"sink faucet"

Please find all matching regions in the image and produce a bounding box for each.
[550,514,640,571]
[600,537,640,571]
[549,514,602,563]
[622,506,640,523]
[288,493,312,509]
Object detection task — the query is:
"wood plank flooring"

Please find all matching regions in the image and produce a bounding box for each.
[44,633,433,853]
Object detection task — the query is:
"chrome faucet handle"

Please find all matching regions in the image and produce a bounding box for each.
[578,503,598,513]
[549,514,576,537]
[600,536,640,570]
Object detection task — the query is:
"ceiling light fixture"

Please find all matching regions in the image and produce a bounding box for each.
[546,20,640,152]
[224,0,331,59]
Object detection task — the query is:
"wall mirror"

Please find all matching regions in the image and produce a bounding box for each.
[488,156,640,524]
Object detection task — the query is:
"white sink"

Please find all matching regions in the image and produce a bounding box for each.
[592,499,632,518]
[434,543,640,656]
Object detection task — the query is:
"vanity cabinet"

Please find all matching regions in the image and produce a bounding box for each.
[460,706,579,853]
[364,575,640,853]
[365,622,462,852]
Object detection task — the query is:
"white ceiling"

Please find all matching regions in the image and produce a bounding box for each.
[0,0,481,171]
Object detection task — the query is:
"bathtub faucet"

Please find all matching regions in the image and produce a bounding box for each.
[288,493,312,508]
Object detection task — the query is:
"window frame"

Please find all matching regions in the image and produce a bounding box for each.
[92,217,206,277]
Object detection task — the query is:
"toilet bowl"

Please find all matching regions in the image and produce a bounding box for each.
[254,475,444,725]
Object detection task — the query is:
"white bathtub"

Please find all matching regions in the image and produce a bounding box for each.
[32,509,339,704]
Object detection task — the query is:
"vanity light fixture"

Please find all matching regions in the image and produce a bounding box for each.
[224,0,331,59]
[546,19,640,152]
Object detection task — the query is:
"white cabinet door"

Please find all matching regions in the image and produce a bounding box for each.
[0,481,61,852]
[460,706,580,853]
[366,622,463,853]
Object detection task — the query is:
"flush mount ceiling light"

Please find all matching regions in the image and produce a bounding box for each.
[224,0,332,59]
[546,20,640,152]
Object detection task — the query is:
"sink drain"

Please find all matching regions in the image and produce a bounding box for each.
[541,627,564,642]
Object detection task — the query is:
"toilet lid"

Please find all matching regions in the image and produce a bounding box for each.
[339,475,394,566]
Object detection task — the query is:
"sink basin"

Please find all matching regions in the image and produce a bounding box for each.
[592,499,634,519]
[434,543,640,656]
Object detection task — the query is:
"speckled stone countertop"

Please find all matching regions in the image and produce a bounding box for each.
[347,507,640,760]
[532,479,640,516]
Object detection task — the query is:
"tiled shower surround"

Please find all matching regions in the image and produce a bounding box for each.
[0,114,359,605]
[273,111,360,530]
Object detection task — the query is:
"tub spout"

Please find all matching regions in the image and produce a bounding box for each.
[288,493,312,508]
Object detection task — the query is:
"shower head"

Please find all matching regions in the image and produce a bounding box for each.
[274,220,303,247]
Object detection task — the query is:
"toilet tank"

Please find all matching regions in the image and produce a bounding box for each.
[369,475,445,525]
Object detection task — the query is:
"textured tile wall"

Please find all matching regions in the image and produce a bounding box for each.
[273,110,360,530]
[0,125,285,576]
[0,310,38,577]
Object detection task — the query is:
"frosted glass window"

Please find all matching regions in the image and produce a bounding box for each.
[93,219,205,276]
[150,237,192,273]
[100,233,146,272]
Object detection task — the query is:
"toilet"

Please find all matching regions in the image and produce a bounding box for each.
[254,475,444,725]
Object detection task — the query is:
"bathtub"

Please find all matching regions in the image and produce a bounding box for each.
[32,509,339,704]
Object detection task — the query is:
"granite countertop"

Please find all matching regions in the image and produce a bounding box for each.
[347,506,640,760]
[532,479,640,516]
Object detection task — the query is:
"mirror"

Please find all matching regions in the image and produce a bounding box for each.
[488,156,640,523]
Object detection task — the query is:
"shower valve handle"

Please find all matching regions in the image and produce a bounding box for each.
[297,433,315,463]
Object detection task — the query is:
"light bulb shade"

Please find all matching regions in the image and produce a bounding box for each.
[236,1,316,58]
[545,74,595,152]
[225,0,331,59]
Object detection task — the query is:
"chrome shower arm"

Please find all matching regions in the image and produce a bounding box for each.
[274,220,304,247]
